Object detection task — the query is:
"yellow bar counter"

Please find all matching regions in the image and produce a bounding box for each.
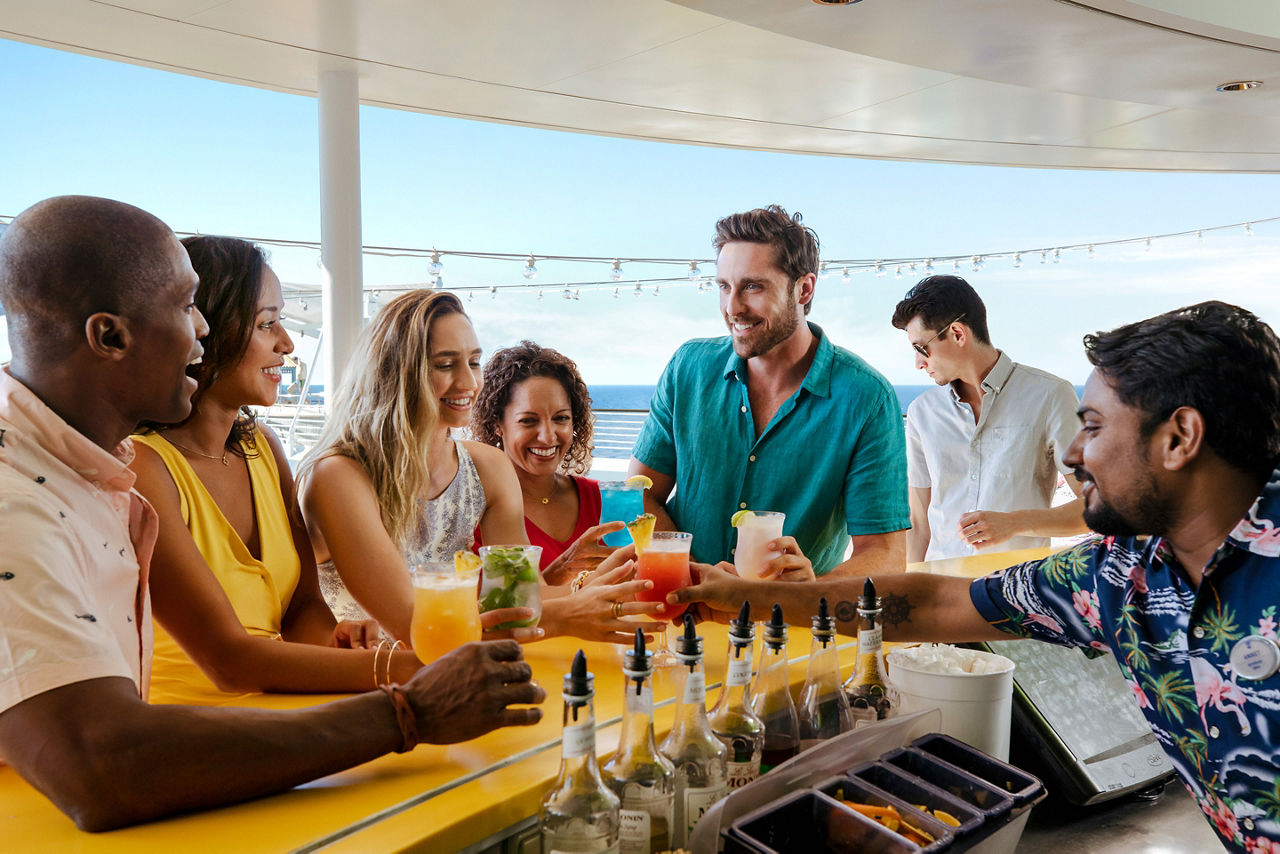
[1,549,1050,853]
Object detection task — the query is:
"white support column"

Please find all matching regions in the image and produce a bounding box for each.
[318,68,363,394]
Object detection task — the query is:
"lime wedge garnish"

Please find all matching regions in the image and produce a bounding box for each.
[730,509,755,527]
[626,513,656,554]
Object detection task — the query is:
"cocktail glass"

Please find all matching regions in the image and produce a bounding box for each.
[734,511,786,580]
[599,481,645,547]
[410,561,482,665]
[477,545,543,630]
[635,531,693,666]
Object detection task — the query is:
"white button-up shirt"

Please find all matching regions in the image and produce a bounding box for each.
[906,352,1079,560]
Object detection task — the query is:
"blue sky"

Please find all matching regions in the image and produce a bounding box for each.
[4,36,1280,386]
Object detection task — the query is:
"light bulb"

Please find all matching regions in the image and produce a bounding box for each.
[428,250,443,277]
[874,261,885,277]
[537,289,544,301]
[489,285,497,299]
[434,275,444,288]
[653,284,661,296]
[1053,248,1061,263]
[1144,238,1151,252]
[1246,223,1254,236]
[634,283,643,297]
[1012,252,1022,268]
[842,267,851,284]
[1197,230,1204,241]
[610,259,623,281]
[818,262,830,279]
[895,265,903,279]
[561,288,573,300]
[1040,251,1047,264]
[953,259,960,272]
[574,289,581,300]
[924,258,935,273]
[1087,244,1095,259]
[688,260,702,279]
[522,255,538,280]
[300,299,309,311]
[613,287,620,298]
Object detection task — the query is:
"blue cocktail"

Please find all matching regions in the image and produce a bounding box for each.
[599,481,645,547]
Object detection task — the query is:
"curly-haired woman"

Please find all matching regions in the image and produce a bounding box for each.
[471,341,616,576]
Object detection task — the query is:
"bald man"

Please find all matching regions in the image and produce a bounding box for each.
[0,196,544,831]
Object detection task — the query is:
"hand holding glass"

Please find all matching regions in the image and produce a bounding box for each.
[734,511,786,580]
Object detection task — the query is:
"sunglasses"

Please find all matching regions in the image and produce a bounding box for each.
[912,313,966,358]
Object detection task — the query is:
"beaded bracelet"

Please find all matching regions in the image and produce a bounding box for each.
[570,569,592,593]
[379,683,420,753]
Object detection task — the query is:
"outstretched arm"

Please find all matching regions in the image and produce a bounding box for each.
[0,641,543,832]
[957,474,1088,550]
[671,561,1006,643]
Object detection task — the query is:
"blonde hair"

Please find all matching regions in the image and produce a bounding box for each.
[299,289,467,548]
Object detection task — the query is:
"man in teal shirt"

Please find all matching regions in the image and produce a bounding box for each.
[630,205,908,576]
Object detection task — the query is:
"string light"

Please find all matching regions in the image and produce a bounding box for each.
[522,255,538,280]
[895,265,903,279]
[1012,252,1022,268]
[428,250,443,277]
[1246,222,1254,236]
[1053,248,1061,263]
[1144,238,1152,252]
[842,267,851,284]
[561,288,573,300]
[1087,244,1095,259]
[924,258,935,273]
[613,287,620,298]
[633,283,643,297]
[874,261,885,277]
[1040,251,1048,264]
[537,289,544,300]
[688,260,701,279]
[818,261,830,279]
[610,259,623,281]
[489,285,497,299]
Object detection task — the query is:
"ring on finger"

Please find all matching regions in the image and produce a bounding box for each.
[610,600,622,619]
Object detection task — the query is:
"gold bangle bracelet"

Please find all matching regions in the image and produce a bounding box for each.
[373,639,389,689]
[384,639,404,686]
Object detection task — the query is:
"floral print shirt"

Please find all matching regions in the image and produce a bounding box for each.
[970,469,1280,853]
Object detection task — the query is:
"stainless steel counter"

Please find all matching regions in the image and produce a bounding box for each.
[1017,781,1223,852]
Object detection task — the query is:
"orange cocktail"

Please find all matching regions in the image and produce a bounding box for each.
[410,562,482,665]
[635,531,693,622]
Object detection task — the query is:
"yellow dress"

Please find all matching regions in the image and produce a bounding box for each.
[134,431,301,706]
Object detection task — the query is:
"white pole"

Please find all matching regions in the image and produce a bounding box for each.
[318,67,362,394]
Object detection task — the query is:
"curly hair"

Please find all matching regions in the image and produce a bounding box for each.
[137,234,265,457]
[471,341,595,475]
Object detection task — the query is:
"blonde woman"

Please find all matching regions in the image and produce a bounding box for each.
[299,290,664,645]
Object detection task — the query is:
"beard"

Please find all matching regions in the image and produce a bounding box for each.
[1080,469,1174,538]
[728,288,801,359]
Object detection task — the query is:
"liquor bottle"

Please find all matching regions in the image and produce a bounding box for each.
[797,597,853,747]
[749,604,800,772]
[658,614,728,849]
[602,630,675,854]
[541,650,621,853]
[708,601,764,791]
[842,578,900,725]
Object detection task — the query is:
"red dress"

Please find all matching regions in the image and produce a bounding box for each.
[473,476,601,572]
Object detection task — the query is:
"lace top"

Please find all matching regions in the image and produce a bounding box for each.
[318,440,488,625]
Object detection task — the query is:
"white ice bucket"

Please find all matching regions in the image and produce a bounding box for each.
[887,645,1015,760]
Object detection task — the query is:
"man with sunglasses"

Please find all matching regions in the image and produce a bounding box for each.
[891,275,1087,561]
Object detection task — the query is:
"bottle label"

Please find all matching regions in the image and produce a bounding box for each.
[857,625,882,653]
[682,671,706,704]
[562,722,595,759]
[725,656,752,687]
[683,785,725,837]
[726,760,759,790]
[618,809,650,852]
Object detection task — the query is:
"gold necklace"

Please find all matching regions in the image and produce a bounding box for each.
[167,438,229,466]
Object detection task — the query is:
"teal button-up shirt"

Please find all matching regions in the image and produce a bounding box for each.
[633,323,908,575]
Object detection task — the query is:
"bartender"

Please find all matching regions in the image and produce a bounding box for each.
[674,301,1280,854]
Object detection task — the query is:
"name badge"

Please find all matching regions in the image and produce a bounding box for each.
[1230,635,1280,681]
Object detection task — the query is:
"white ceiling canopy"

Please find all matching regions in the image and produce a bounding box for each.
[3,0,1279,170]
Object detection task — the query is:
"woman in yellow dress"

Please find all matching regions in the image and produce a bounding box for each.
[129,236,442,703]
